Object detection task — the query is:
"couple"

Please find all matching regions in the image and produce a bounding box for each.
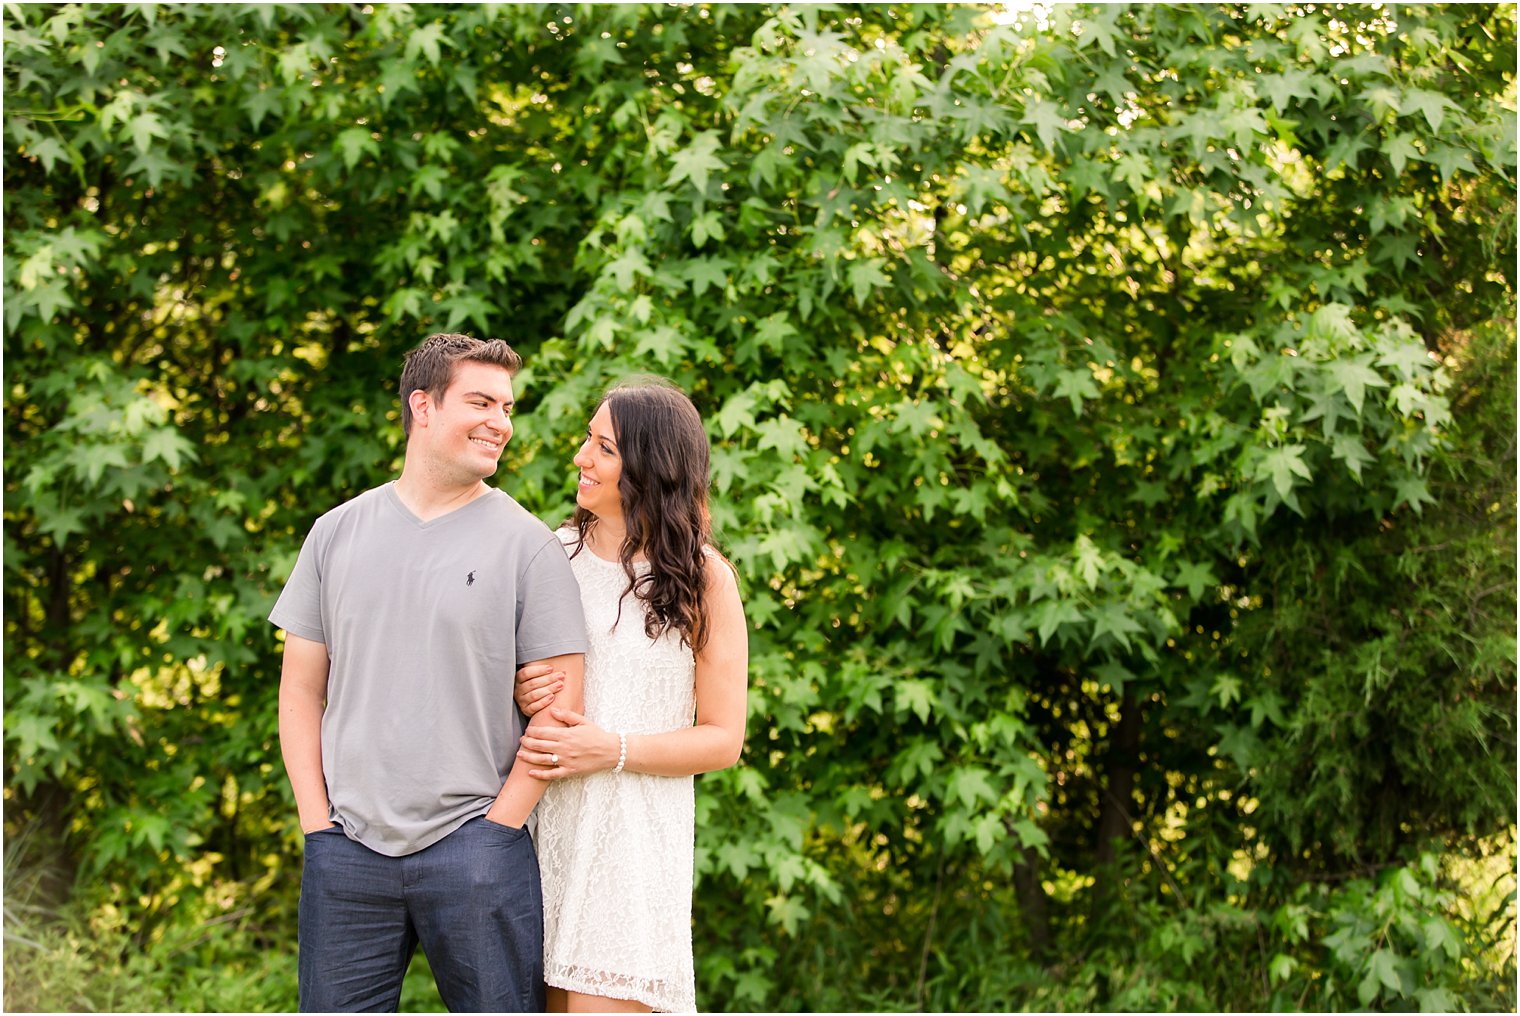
[269,333,748,1012]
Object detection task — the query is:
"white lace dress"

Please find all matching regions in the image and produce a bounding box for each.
[536,530,698,1012]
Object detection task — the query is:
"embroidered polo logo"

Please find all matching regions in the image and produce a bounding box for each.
[466,571,476,586]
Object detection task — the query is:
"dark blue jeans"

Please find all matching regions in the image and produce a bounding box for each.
[297,816,544,1013]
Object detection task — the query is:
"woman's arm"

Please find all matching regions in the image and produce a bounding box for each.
[516,557,748,779]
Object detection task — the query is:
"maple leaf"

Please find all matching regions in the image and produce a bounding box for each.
[1426,143,1478,184]
[1382,133,1421,176]
[242,87,282,131]
[77,443,131,486]
[605,249,651,291]
[665,131,728,193]
[334,126,378,170]
[682,256,730,297]
[1053,368,1100,416]
[27,136,70,175]
[141,428,197,471]
[1023,99,1066,150]
[378,60,423,107]
[754,313,798,354]
[947,766,998,808]
[1392,474,1436,514]
[1257,445,1313,500]
[124,148,183,188]
[1375,338,1434,381]
[1331,434,1374,481]
[1089,602,1144,652]
[1326,355,1388,415]
[754,416,809,459]
[894,680,936,724]
[439,292,499,332]
[1403,88,1456,132]
[126,110,169,153]
[1260,69,1314,113]
[405,22,450,67]
[1035,599,1083,645]
[1172,559,1218,602]
[846,258,890,307]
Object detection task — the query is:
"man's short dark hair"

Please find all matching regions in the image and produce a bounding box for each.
[399,333,523,436]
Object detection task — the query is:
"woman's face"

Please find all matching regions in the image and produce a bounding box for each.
[572,401,623,520]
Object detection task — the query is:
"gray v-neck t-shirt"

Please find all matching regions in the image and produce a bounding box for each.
[270,483,587,856]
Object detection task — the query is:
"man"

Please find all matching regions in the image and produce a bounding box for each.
[270,333,586,1012]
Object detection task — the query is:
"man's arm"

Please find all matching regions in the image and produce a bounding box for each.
[484,651,584,828]
[278,632,335,833]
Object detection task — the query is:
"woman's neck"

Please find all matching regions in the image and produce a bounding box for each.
[586,515,634,558]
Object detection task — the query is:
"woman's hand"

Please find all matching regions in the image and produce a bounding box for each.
[513,662,564,717]
[517,708,619,780]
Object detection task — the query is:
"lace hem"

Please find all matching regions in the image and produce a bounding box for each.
[545,962,696,1013]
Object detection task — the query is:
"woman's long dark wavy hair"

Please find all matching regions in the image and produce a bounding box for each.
[570,377,722,653]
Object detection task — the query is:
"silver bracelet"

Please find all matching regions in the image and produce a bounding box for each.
[612,732,627,774]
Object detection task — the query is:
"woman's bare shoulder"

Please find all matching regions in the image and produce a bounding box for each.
[702,547,740,595]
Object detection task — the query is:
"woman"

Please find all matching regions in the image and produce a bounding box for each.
[512,377,749,1013]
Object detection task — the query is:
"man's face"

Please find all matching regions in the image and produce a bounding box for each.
[414,360,515,481]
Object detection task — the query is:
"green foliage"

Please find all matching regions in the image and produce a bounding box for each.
[3,806,296,1012]
[2,911,295,1013]
[1237,319,1518,864]
[4,3,1515,1011]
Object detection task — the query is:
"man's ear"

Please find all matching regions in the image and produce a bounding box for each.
[408,388,432,427]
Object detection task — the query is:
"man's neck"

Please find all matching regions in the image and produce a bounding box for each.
[393,468,489,523]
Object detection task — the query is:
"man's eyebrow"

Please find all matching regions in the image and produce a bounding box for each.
[462,390,514,407]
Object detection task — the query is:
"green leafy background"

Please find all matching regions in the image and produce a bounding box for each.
[4,4,1515,1011]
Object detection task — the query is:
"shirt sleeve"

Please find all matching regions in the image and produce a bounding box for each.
[515,535,588,663]
[268,522,328,645]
